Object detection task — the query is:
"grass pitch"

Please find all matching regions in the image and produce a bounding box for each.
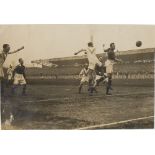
[1,79,154,129]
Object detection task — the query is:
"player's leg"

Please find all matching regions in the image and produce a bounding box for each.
[93,75,98,88]
[105,61,113,95]
[22,84,27,95]
[108,73,112,89]
[20,76,27,95]
[0,77,5,96]
[6,75,12,87]
[92,78,97,93]
[87,69,94,95]
[106,73,113,95]
[11,84,18,95]
[90,72,98,94]
[79,76,88,93]
[93,75,103,93]
[88,69,93,87]
[79,81,84,94]
[11,74,19,95]
[0,68,6,96]
[6,77,9,88]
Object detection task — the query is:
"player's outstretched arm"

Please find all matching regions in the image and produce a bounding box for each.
[102,44,108,52]
[103,48,109,52]
[9,46,24,54]
[74,49,86,55]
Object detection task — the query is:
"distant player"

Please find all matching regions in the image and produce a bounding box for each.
[12,58,27,96]
[103,43,122,95]
[6,64,13,86]
[0,44,24,95]
[78,63,89,93]
[74,42,102,95]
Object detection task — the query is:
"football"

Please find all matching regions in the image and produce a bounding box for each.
[136,41,142,47]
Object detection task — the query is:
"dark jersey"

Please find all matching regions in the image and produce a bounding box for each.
[14,64,26,77]
[95,65,106,76]
[104,48,116,60]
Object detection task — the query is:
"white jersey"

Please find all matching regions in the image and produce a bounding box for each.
[86,47,100,64]
[85,47,102,70]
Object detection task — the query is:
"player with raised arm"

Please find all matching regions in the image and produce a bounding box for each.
[0,44,24,95]
[103,43,122,95]
[74,42,102,95]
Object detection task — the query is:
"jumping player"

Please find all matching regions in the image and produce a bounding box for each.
[78,63,89,93]
[103,43,122,95]
[74,42,102,95]
[12,58,27,96]
[94,57,108,89]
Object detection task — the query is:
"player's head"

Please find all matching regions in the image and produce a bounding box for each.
[3,44,10,53]
[84,63,88,69]
[110,43,115,50]
[19,58,24,65]
[9,64,12,68]
[88,42,93,47]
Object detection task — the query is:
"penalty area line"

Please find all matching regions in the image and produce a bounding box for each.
[74,115,154,130]
[24,97,70,103]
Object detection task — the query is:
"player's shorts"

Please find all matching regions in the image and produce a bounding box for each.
[95,75,103,81]
[8,74,12,80]
[13,73,26,85]
[105,59,115,74]
[81,76,89,83]
[88,61,102,70]
[95,74,108,82]
[94,74,108,87]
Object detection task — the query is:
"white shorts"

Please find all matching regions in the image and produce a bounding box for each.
[105,59,115,74]
[95,74,108,82]
[95,75,103,81]
[88,61,102,70]
[13,73,26,85]
[94,74,108,87]
[81,76,89,83]
[8,74,12,80]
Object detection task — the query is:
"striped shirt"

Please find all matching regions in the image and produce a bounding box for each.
[79,68,89,77]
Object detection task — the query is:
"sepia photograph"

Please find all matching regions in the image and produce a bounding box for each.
[0,24,154,130]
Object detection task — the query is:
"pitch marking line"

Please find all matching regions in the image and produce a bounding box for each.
[107,91,154,97]
[24,97,70,103]
[74,116,154,130]
[24,91,154,103]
